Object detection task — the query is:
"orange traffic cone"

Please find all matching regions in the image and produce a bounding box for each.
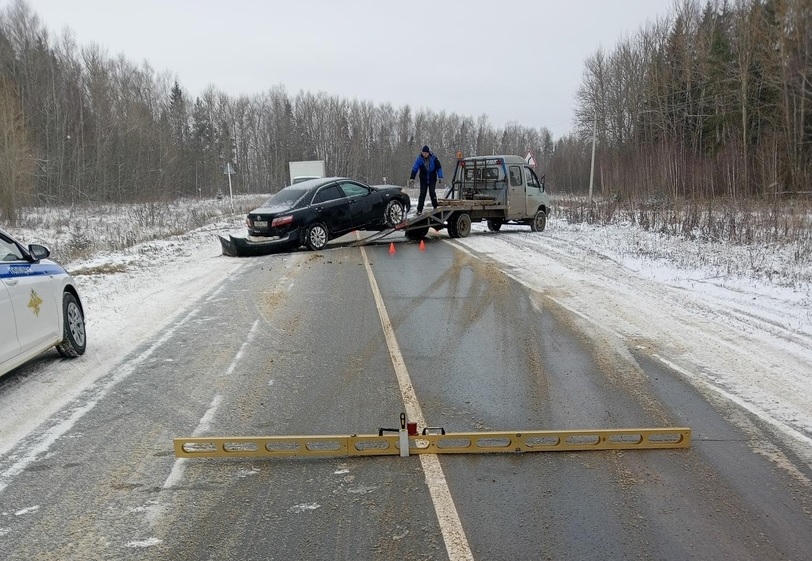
[419,239,426,251]
[389,242,396,254]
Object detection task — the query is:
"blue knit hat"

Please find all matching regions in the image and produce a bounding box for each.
[421,145,430,153]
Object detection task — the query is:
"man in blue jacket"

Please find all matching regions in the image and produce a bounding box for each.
[408,145,443,214]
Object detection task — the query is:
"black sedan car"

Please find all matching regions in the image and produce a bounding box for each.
[243,178,410,251]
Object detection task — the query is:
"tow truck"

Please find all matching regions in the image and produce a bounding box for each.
[354,154,551,246]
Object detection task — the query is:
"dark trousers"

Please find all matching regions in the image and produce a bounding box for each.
[417,181,438,212]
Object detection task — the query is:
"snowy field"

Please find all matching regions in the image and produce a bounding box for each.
[1,200,810,470]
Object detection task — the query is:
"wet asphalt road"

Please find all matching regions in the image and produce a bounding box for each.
[0,235,810,561]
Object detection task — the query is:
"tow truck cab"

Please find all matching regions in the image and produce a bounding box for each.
[451,155,549,222]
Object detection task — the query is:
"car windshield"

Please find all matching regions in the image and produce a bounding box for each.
[261,187,310,210]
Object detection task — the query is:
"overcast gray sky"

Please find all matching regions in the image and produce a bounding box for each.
[19,0,673,138]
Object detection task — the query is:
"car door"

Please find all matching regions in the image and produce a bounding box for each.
[507,165,527,219]
[0,237,61,355]
[1,235,24,365]
[310,183,353,235]
[524,166,546,214]
[339,181,380,229]
[0,271,19,367]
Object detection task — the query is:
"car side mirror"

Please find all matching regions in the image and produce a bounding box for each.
[28,243,50,261]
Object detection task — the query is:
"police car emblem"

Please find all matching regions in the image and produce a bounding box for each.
[28,289,43,317]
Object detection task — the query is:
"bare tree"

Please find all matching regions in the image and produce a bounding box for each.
[0,74,34,222]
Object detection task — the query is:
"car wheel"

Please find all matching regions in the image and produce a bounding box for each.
[305,223,329,251]
[56,292,86,357]
[384,200,406,227]
[405,227,429,241]
[448,213,471,239]
[531,209,547,232]
[486,219,502,232]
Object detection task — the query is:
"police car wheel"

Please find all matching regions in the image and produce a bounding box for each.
[56,292,87,357]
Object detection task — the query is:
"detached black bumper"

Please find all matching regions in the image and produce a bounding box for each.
[219,231,300,257]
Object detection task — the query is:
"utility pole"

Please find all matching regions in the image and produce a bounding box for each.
[589,107,596,205]
[224,162,236,212]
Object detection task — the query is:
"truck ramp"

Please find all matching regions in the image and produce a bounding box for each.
[351,209,446,246]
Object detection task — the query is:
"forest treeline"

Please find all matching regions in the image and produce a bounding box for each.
[0,0,810,224]
[574,0,811,201]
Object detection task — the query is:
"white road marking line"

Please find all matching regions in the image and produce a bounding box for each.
[126,537,163,548]
[653,354,812,452]
[226,320,260,375]
[162,394,223,490]
[360,245,475,561]
[163,319,260,489]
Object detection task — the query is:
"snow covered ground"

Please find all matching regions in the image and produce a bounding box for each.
[1,207,809,470]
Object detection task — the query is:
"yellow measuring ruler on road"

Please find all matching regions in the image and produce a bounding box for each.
[174,415,690,460]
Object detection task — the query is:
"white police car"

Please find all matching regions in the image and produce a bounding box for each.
[1,227,86,376]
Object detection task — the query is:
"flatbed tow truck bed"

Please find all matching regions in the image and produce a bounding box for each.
[351,198,503,246]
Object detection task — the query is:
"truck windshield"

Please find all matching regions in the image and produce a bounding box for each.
[292,176,319,185]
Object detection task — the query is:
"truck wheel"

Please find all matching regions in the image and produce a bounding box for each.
[531,209,547,232]
[56,292,86,357]
[305,223,329,250]
[405,227,429,241]
[486,219,502,232]
[448,213,471,238]
[384,200,406,227]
